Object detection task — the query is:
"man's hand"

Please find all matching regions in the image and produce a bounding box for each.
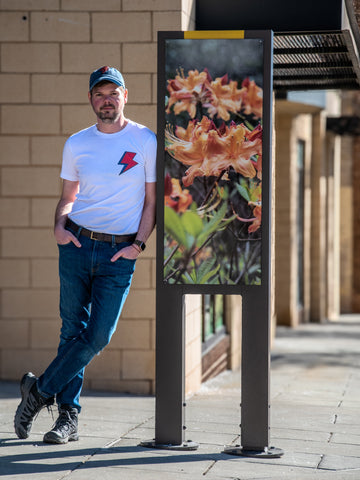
[54,225,82,248]
[111,244,140,262]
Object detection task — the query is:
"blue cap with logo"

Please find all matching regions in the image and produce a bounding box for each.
[89,66,125,91]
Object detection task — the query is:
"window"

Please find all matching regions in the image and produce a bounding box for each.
[297,140,305,312]
[201,294,229,382]
[202,294,226,345]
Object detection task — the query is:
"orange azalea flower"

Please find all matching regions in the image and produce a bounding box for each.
[252,154,262,180]
[203,74,243,121]
[164,173,193,213]
[239,78,263,119]
[248,182,262,233]
[166,69,209,118]
[248,205,262,233]
[166,69,263,121]
[166,116,262,186]
[232,178,262,233]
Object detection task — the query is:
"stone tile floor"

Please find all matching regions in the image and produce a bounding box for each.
[1,315,359,479]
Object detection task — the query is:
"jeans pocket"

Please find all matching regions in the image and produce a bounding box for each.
[57,241,73,247]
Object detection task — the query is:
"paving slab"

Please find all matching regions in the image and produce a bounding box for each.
[1,316,360,479]
[206,456,320,479]
[318,453,360,470]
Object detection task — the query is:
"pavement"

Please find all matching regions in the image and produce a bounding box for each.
[1,315,360,480]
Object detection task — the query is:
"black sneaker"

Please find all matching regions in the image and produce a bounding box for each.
[14,372,54,439]
[43,405,79,444]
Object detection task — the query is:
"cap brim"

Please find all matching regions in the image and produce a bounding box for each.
[90,75,125,91]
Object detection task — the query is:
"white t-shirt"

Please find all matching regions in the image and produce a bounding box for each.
[61,120,157,235]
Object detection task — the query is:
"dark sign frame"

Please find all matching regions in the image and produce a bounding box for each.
[141,29,282,458]
[157,30,272,294]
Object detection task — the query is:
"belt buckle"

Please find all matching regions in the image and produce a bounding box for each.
[90,231,97,241]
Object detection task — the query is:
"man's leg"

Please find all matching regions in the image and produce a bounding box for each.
[14,239,91,439]
[15,238,136,440]
[40,239,136,443]
[40,239,92,411]
[38,241,136,399]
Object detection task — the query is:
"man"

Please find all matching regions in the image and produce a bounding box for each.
[14,66,157,444]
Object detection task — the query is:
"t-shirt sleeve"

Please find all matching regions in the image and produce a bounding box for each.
[144,132,157,183]
[60,138,79,181]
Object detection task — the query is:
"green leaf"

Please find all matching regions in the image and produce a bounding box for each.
[197,203,235,245]
[236,183,251,202]
[164,206,188,247]
[248,264,261,274]
[198,263,220,284]
[196,257,216,280]
[193,257,220,284]
[182,271,195,284]
[199,202,226,237]
[181,210,203,238]
[245,120,255,130]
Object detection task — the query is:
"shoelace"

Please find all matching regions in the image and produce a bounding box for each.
[51,410,77,433]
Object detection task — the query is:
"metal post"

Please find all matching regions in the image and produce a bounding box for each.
[241,287,270,450]
[223,287,283,458]
[223,29,283,458]
[141,288,198,450]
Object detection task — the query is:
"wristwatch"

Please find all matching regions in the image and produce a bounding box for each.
[133,239,146,251]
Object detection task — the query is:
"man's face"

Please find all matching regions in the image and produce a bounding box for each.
[89,82,128,124]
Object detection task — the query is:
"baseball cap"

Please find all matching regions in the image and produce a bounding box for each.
[89,66,125,91]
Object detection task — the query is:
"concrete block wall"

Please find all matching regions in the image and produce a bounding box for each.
[310,112,328,323]
[352,135,360,311]
[275,107,314,326]
[0,0,196,395]
[184,295,202,396]
[275,95,344,325]
[274,111,297,325]
[338,125,354,312]
[295,113,313,324]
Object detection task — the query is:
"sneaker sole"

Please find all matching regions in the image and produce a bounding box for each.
[43,432,79,444]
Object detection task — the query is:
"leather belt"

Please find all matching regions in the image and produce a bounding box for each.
[66,218,136,244]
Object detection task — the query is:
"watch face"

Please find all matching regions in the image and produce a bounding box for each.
[135,240,146,250]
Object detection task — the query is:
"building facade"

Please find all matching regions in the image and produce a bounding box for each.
[0,0,199,395]
[0,0,358,396]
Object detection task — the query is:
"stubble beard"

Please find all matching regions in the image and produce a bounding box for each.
[97,108,121,124]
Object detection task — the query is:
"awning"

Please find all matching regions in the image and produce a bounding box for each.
[274,30,360,92]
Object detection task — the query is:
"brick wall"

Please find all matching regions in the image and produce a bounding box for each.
[352,134,360,311]
[342,90,360,312]
[0,0,196,394]
[274,111,296,325]
[309,112,328,322]
[184,295,202,395]
[275,105,319,326]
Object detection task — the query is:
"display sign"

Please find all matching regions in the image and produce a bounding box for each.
[161,32,265,286]
[150,30,277,455]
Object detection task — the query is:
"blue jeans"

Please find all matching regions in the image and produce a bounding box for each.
[37,230,136,412]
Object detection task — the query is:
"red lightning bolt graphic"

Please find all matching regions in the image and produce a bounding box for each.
[118,152,137,175]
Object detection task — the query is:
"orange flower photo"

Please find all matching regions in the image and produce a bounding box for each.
[163,39,264,285]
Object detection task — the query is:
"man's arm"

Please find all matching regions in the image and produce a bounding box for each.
[111,181,156,262]
[54,179,81,247]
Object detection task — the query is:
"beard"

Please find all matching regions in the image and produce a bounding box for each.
[97,107,120,123]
